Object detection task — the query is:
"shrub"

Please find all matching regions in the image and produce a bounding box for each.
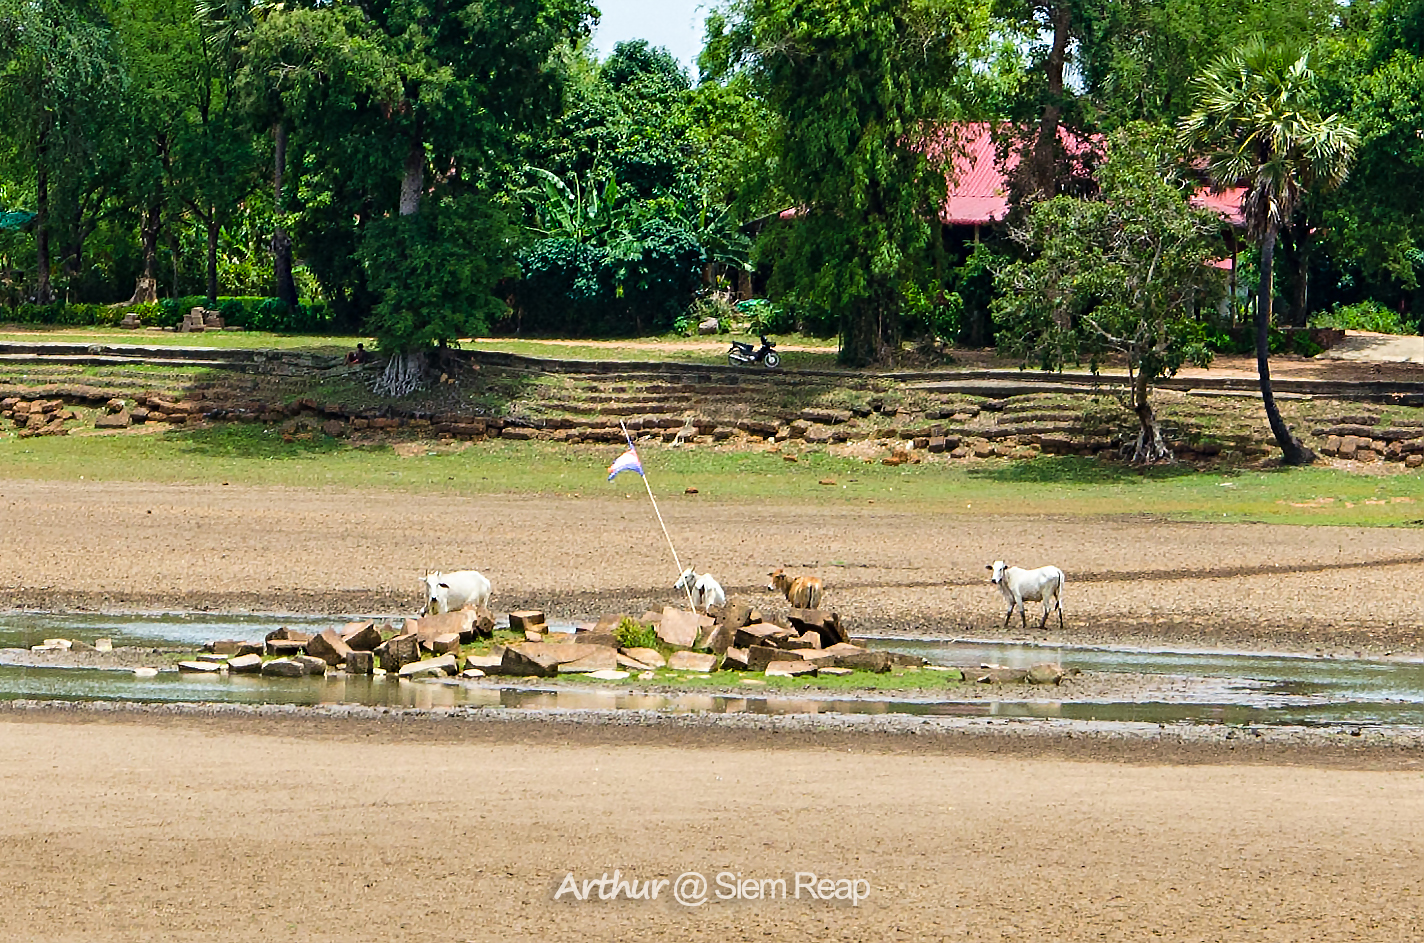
[613,617,660,651]
[1310,300,1412,335]
[734,297,798,335]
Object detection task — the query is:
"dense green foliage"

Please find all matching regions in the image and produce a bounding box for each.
[0,0,1420,382]
[709,0,981,365]
[995,126,1222,462]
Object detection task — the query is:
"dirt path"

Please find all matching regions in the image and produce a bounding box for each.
[3,479,1424,652]
[0,711,1420,943]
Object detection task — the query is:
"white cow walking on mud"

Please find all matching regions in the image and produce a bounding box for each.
[420,570,492,615]
[986,560,1065,630]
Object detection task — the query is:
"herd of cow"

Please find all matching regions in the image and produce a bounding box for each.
[418,558,1067,631]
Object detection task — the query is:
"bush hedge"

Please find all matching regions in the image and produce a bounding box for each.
[0,297,334,333]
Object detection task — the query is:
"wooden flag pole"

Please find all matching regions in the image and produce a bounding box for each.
[621,422,696,612]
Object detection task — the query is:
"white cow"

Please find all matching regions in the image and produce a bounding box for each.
[421,569,492,616]
[674,566,726,614]
[986,560,1065,630]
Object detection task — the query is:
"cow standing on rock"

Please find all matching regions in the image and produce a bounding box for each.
[420,570,492,616]
[674,566,726,614]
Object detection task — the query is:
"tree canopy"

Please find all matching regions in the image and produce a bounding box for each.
[0,0,1416,393]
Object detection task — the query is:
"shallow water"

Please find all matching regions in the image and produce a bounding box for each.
[2,612,1423,727]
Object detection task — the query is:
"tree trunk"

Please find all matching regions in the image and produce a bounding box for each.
[1129,363,1172,463]
[205,212,219,306]
[1257,224,1314,465]
[271,120,298,308]
[840,297,880,367]
[399,139,424,216]
[132,201,161,305]
[34,160,54,305]
[1291,225,1310,328]
[1031,2,1072,202]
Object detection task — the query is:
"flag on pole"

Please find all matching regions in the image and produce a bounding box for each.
[607,447,644,481]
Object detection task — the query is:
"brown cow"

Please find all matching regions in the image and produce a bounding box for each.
[767,567,824,609]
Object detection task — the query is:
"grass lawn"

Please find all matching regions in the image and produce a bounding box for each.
[0,326,846,368]
[0,324,366,351]
[3,425,1424,526]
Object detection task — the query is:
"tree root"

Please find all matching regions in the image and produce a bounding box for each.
[372,349,426,398]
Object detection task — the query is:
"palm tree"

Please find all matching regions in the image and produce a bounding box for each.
[1178,38,1358,466]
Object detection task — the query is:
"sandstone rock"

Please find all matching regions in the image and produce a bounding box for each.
[575,630,618,648]
[132,667,159,678]
[788,609,848,647]
[398,654,458,678]
[884,651,927,668]
[1408,453,1424,469]
[414,609,488,645]
[501,642,609,678]
[322,419,345,438]
[620,647,666,669]
[207,640,243,655]
[798,408,852,425]
[428,632,461,655]
[462,653,505,674]
[697,316,720,335]
[977,667,1030,684]
[594,613,630,633]
[656,607,701,648]
[586,669,630,681]
[747,645,805,671]
[818,666,854,676]
[720,647,750,671]
[195,652,229,663]
[42,638,72,650]
[306,628,353,666]
[1027,662,1066,685]
[508,610,547,632]
[375,633,421,673]
[556,648,619,673]
[260,658,307,678]
[341,621,383,651]
[265,639,306,657]
[460,668,486,678]
[733,622,785,650]
[667,651,717,672]
[765,660,818,678]
[294,655,329,675]
[345,650,375,674]
[698,622,737,654]
[69,639,96,653]
[177,660,222,673]
[227,653,263,673]
[94,638,113,652]
[524,629,545,642]
[94,410,131,429]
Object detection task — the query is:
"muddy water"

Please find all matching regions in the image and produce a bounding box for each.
[2,613,1423,727]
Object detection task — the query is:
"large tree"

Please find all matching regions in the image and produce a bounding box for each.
[994,125,1223,463]
[0,0,123,304]
[713,0,980,366]
[1179,38,1357,466]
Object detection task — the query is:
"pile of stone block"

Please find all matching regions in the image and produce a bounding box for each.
[189,610,496,679]
[1,398,75,437]
[1314,421,1424,467]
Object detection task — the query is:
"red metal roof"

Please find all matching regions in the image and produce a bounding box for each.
[780,122,1247,228]
[938,123,1013,225]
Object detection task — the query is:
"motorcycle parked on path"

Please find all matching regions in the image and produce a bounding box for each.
[728,335,781,369]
